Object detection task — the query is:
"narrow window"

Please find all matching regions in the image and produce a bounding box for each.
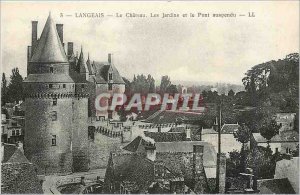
[49,84,53,89]
[50,67,54,73]
[53,98,57,106]
[63,84,66,88]
[108,84,112,90]
[109,73,113,80]
[52,135,56,146]
[51,111,57,121]
[12,130,15,136]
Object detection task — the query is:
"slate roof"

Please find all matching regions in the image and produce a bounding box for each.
[69,69,88,83]
[252,131,299,143]
[257,178,296,194]
[123,138,217,168]
[94,62,125,84]
[221,124,240,134]
[30,13,68,63]
[86,55,95,75]
[145,110,206,124]
[1,144,42,194]
[2,144,30,164]
[2,144,18,163]
[2,163,43,194]
[202,128,218,134]
[77,48,88,74]
[122,136,147,153]
[107,153,155,193]
[144,131,187,142]
[155,141,217,168]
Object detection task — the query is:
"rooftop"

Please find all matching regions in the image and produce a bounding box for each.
[30,13,68,63]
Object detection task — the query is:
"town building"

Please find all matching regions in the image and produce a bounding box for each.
[120,132,226,193]
[275,113,296,132]
[201,124,244,156]
[251,131,298,154]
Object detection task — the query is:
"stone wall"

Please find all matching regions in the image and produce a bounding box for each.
[72,98,89,172]
[24,97,73,174]
[89,133,126,169]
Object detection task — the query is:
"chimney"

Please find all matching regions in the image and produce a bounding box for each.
[17,142,24,153]
[192,145,204,192]
[31,21,38,53]
[218,153,226,194]
[56,24,63,44]
[108,53,113,64]
[1,144,4,163]
[145,142,156,161]
[185,127,191,141]
[68,42,74,56]
[158,126,161,133]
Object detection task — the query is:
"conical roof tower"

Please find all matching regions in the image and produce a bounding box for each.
[25,12,73,83]
[30,13,68,63]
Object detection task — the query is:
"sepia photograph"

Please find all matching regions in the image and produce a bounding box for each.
[0,1,299,194]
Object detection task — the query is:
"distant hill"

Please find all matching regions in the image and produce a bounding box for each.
[172,80,245,94]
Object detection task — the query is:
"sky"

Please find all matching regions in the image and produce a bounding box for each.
[1,1,299,85]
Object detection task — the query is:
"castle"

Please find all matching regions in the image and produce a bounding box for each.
[23,13,125,174]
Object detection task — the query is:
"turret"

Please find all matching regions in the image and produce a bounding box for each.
[76,47,89,80]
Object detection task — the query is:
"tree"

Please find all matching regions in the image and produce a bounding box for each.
[234,123,251,172]
[160,75,171,94]
[228,89,235,97]
[1,73,8,105]
[147,74,155,93]
[7,68,24,103]
[260,119,280,147]
[166,84,178,96]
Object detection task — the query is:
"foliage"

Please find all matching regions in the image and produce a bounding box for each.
[1,73,8,105]
[130,74,155,96]
[259,119,280,142]
[226,150,244,177]
[235,123,251,144]
[246,146,275,179]
[2,68,24,104]
[159,75,171,94]
[228,89,235,97]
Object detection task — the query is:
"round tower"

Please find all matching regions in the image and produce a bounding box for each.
[24,13,75,175]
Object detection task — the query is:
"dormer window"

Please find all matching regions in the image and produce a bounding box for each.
[108,84,112,90]
[109,73,113,80]
[52,135,57,146]
[53,98,57,106]
[50,67,53,73]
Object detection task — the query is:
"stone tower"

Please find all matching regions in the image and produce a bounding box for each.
[23,13,89,174]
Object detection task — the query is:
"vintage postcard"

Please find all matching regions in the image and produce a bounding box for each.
[1,1,299,194]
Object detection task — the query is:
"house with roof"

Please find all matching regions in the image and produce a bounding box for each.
[201,124,243,156]
[121,134,226,193]
[104,152,191,194]
[274,157,299,193]
[1,143,43,194]
[251,131,299,154]
[275,113,296,133]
